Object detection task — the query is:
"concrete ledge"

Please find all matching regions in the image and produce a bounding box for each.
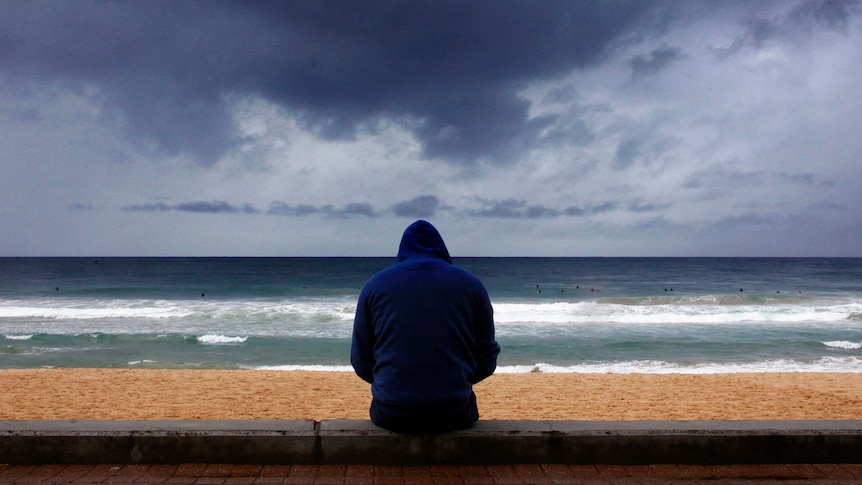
[2,420,861,466]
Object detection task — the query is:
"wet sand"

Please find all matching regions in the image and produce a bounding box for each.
[2,369,861,421]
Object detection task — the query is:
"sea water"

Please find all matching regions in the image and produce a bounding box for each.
[1,257,860,373]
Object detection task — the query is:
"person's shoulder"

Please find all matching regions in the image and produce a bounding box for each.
[447,262,478,274]
[364,265,397,284]
[363,262,423,288]
[446,264,485,285]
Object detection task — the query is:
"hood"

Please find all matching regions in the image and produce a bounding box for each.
[395,220,453,265]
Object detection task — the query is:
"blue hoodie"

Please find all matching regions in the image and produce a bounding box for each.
[351,220,499,431]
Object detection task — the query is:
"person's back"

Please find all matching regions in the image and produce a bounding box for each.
[351,220,500,433]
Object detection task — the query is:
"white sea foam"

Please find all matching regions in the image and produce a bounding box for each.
[493,301,862,325]
[4,297,858,334]
[823,340,862,350]
[0,298,356,337]
[0,301,194,320]
[3,334,33,340]
[3,294,861,373]
[197,334,248,344]
[205,301,355,323]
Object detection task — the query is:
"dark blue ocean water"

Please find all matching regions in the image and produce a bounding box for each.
[1,257,861,372]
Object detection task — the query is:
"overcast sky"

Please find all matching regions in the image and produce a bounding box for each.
[1,0,860,256]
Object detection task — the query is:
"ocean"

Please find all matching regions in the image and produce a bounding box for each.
[1,257,861,373]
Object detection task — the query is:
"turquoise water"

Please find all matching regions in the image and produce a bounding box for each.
[1,257,861,372]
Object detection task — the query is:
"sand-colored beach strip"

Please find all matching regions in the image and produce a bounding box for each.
[2,369,861,421]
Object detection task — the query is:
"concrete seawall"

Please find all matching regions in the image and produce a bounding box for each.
[2,420,861,466]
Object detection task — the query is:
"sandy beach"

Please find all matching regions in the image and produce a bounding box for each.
[2,369,861,421]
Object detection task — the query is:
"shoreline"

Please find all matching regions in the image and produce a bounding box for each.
[2,369,861,421]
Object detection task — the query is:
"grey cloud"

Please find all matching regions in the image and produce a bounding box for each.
[411,96,557,164]
[121,203,173,212]
[524,205,561,219]
[267,202,324,217]
[541,117,594,147]
[122,201,259,214]
[0,0,662,166]
[563,202,619,217]
[466,198,529,218]
[538,93,597,147]
[724,18,778,54]
[631,215,686,231]
[463,199,561,219]
[174,201,259,214]
[683,166,824,190]
[628,201,670,212]
[613,127,680,171]
[240,203,261,214]
[267,201,377,218]
[391,195,440,218]
[629,46,682,80]
[722,0,859,56]
[107,87,240,166]
[175,201,236,214]
[780,172,820,186]
[68,203,93,211]
[713,212,779,228]
[1,106,42,124]
[128,196,659,220]
[788,0,859,32]
[809,201,845,210]
[615,139,642,170]
[542,85,579,105]
[466,198,665,219]
[342,203,376,217]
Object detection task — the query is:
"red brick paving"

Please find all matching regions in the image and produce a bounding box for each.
[1,463,861,484]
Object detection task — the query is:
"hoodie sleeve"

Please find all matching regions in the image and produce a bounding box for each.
[470,286,500,384]
[350,287,376,384]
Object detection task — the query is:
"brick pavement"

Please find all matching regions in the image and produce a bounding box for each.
[1,463,861,484]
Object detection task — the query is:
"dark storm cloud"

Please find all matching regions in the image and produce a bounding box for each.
[0,0,662,166]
